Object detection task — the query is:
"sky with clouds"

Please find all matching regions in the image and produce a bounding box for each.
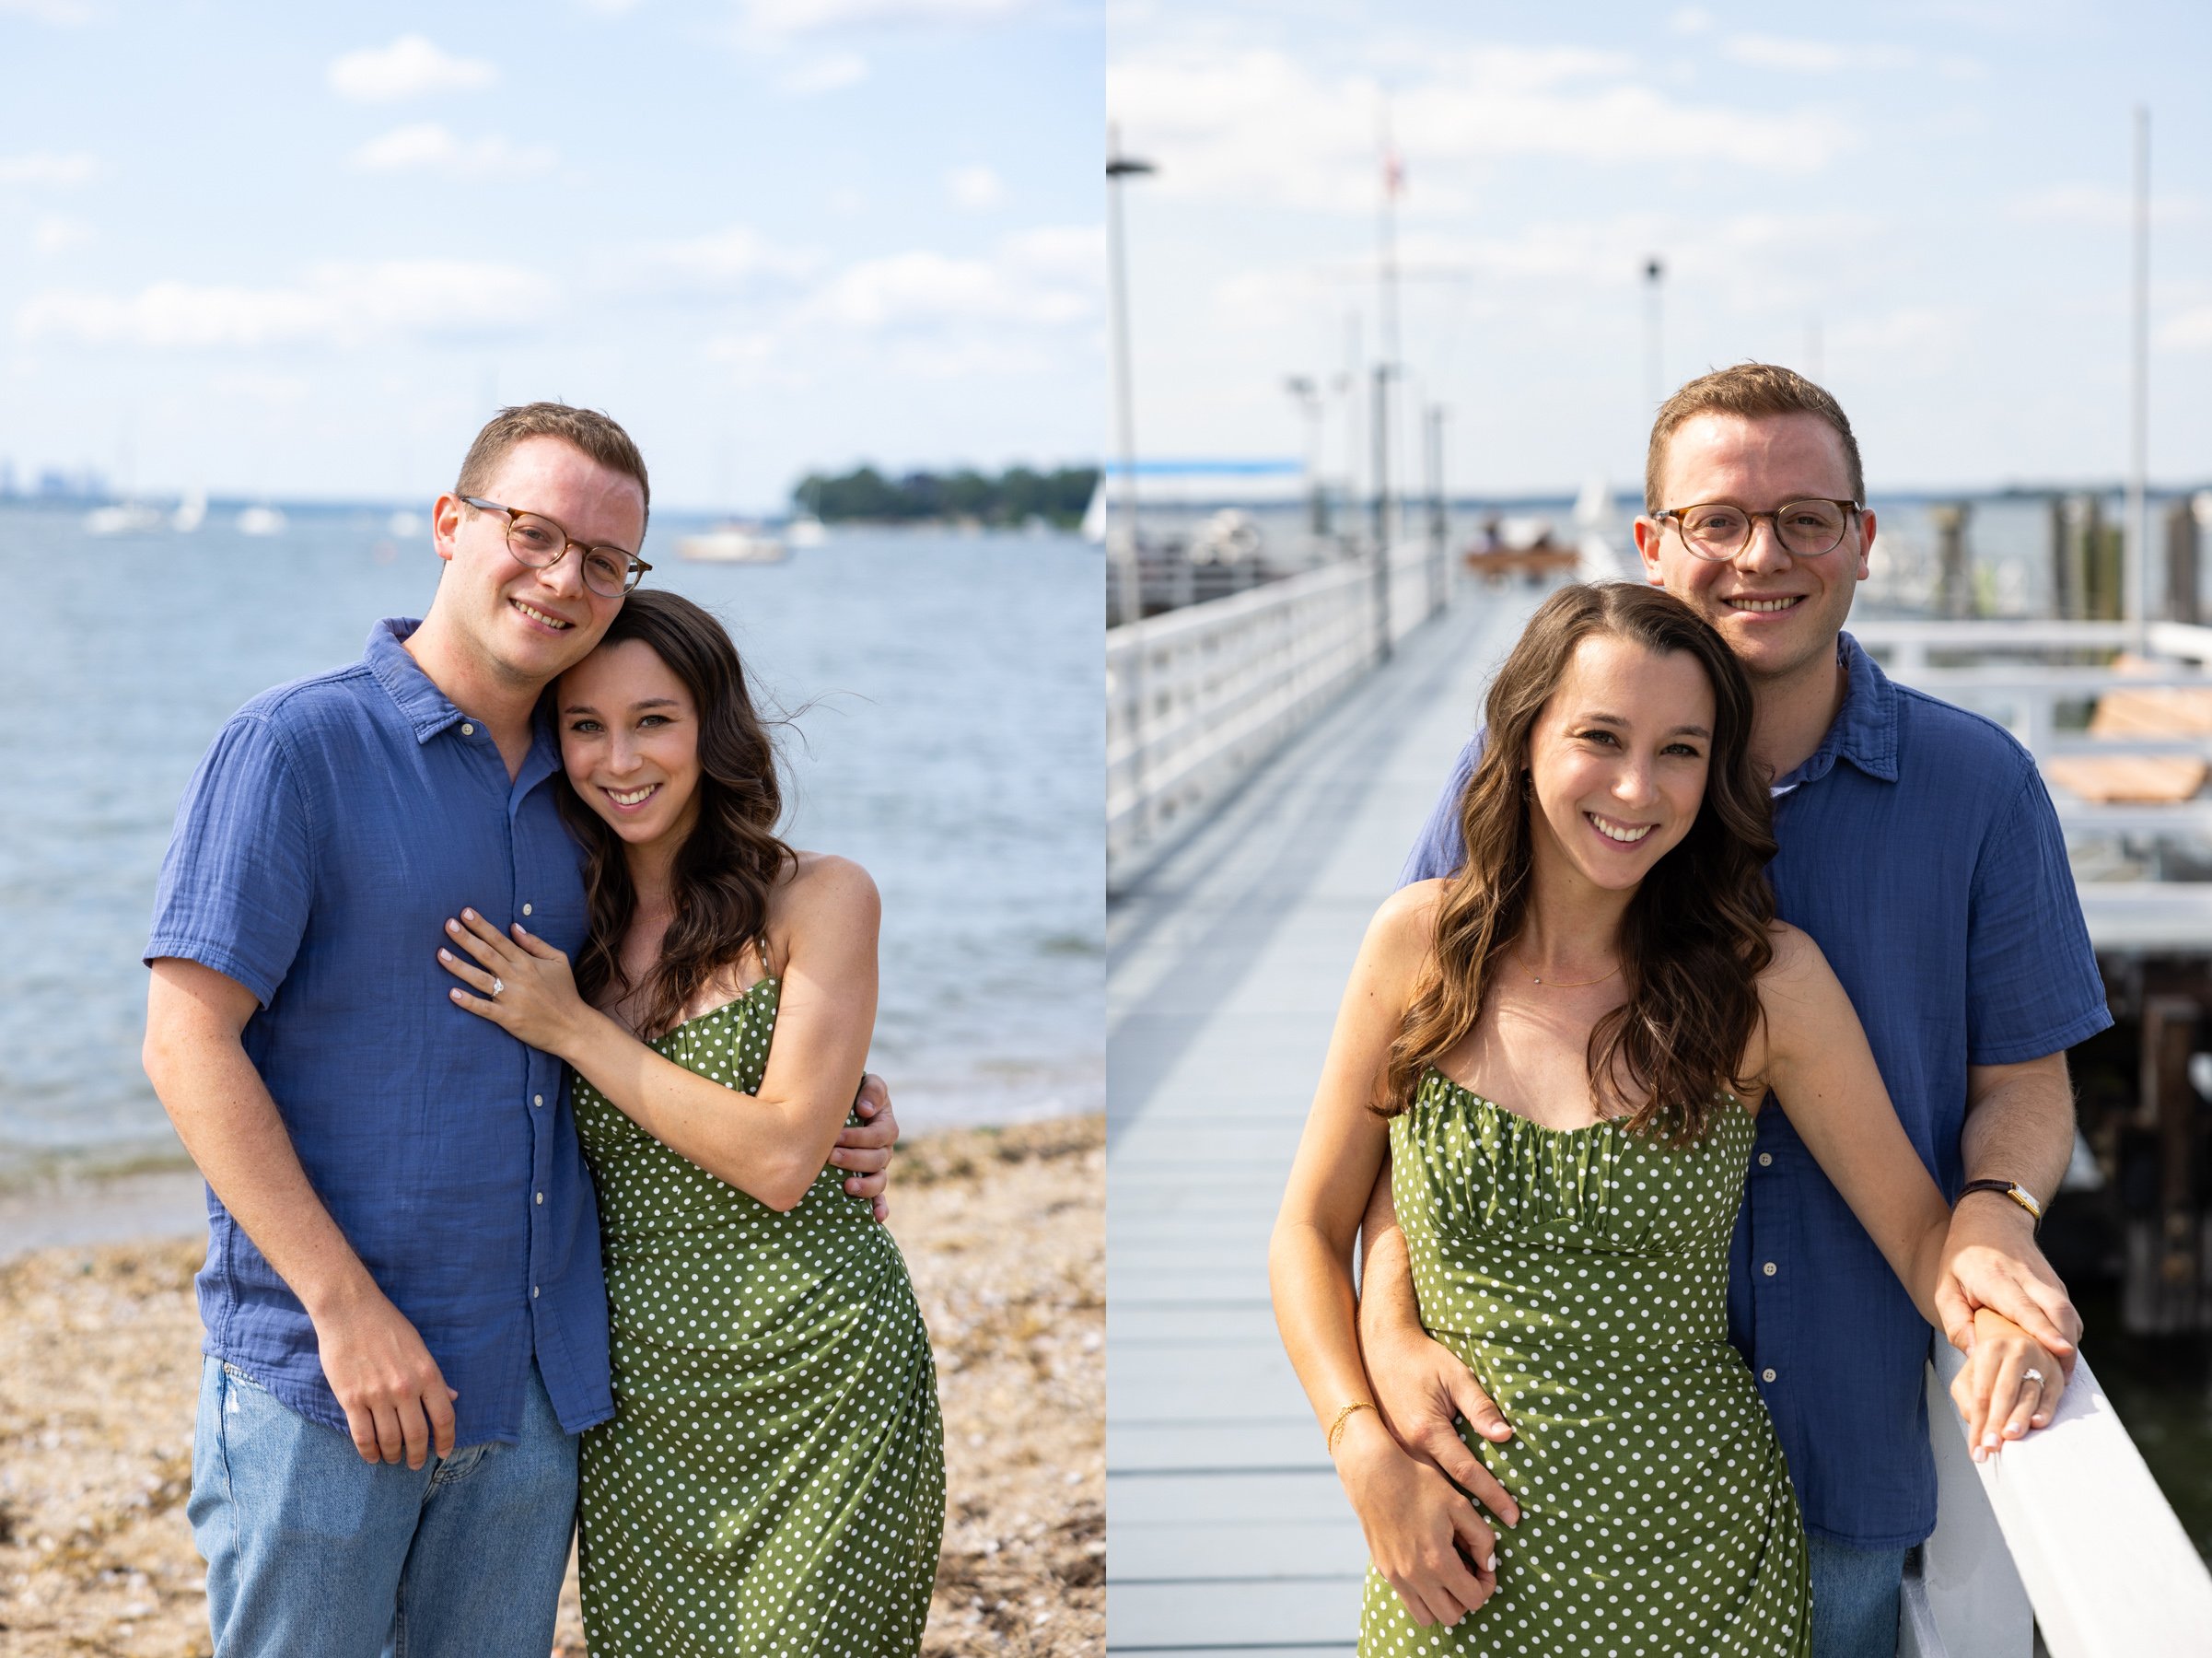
[0,1,1100,508]
[1107,0,2212,497]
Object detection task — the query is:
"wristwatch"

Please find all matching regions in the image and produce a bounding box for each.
[1958,1178,2044,1228]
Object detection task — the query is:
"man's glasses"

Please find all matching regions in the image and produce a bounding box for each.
[460,496,650,598]
[1651,499,1863,561]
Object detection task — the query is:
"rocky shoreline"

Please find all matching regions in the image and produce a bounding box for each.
[0,1116,1104,1657]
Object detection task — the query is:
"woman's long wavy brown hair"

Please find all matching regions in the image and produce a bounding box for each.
[556,590,796,1040]
[1380,583,1778,1146]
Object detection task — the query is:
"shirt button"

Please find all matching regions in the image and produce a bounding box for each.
[1757,1152,1773,1167]
[535,1191,544,1204]
[533,1094,543,1107]
[460,722,474,736]
[522,903,532,917]
[1762,1368,1777,1384]
[1763,1262,1777,1277]
[532,1285,540,1299]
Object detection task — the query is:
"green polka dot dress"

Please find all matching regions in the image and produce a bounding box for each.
[1366,1070,1810,1657]
[572,978,945,1657]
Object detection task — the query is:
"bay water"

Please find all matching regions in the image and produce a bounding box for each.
[0,505,1103,1185]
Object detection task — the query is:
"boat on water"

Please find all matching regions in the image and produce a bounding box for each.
[676,525,788,564]
[83,501,168,536]
[236,506,287,537]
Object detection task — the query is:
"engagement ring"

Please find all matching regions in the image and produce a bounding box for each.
[2022,1368,2043,1386]
[492,978,505,998]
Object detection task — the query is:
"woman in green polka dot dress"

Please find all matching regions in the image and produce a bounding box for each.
[1271,584,2062,1657]
[440,590,942,1656]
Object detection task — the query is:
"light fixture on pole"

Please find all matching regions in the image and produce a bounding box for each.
[1107,126,1156,627]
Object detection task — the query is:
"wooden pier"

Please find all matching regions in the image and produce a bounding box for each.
[1107,590,1536,1653]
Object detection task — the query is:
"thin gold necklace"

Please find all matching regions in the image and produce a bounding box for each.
[1515,953,1620,989]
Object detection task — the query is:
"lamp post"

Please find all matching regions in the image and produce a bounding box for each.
[1643,257,1665,415]
[1286,375,1325,538]
[2127,105,2150,646]
[1107,127,1155,627]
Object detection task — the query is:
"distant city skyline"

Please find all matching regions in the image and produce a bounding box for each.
[1107,0,2212,498]
[0,3,1100,510]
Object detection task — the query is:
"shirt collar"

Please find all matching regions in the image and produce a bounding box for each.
[1771,630,1901,791]
[366,618,469,743]
[362,618,560,776]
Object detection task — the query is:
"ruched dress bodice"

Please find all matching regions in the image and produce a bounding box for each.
[1362,1069,1809,1656]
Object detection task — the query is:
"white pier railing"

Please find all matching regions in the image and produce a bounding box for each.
[1902,1343,2212,1656]
[1107,540,1450,891]
[1851,618,2212,953]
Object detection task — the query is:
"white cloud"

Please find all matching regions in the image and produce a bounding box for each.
[740,0,1032,33]
[328,36,499,102]
[1109,46,1855,215]
[0,151,99,188]
[1668,6,1717,35]
[350,123,556,179]
[1721,36,1916,74]
[617,226,822,295]
[0,0,93,21]
[947,164,1005,210]
[30,216,90,254]
[804,249,1085,329]
[781,53,870,93]
[2159,309,2212,352]
[17,261,557,349]
[2007,184,2202,229]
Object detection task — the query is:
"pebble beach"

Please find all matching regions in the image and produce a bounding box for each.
[0,1116,1104,1658]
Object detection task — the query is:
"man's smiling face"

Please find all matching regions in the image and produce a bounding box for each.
[430,435,647,693]
[1633,410,1874,687]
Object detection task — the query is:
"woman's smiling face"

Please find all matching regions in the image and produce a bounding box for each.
[558,637,703,853]
[1523,633,1717,895]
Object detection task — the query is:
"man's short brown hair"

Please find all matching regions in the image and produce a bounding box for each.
[455,403,651,532]
[1645,363,1863,513]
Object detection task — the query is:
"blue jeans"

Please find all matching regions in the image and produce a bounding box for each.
[1808,1534,1908,1658]
[189,1356,578,1658]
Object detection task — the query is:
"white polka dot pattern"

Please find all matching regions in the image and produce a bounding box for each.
[572,978,945,1656]
[1360,1069,1810,1656]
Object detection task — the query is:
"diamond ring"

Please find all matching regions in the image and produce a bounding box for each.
[492,977,506,998]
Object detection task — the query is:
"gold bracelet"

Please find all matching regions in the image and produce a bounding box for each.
[1326,1401,1377,1454]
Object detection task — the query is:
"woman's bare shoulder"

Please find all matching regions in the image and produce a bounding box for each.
[1363,879,1446,974]
[769,849,880,939]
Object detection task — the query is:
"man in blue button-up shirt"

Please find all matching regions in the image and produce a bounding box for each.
[1358,365,2107,1658]
[142,405,897,1658]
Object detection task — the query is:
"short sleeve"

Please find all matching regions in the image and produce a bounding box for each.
[145,713,316,1007]
[1963,766,2113,1064]
[1397,730,1485,889]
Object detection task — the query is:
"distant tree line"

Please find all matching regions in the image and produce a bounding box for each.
[791,465,1100,528]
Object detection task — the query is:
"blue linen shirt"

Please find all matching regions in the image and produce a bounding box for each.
[1398,632,2111,1547]
[146,619,614,1446]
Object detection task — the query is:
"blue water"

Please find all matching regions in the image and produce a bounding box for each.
[0,505,1103,1179]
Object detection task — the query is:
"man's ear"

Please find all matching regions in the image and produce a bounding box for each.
[1632,516,1667,588]
[430,492,465,565]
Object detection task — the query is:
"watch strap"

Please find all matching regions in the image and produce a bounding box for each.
[1959,1178,2044,1227]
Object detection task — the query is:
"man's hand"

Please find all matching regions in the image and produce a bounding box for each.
[1934,1197,2080,1381]
[1363,1324,1521,1528]
[1357,1192,1519,1526]
[309,1283,460,1468]
[832,1073,896,1221]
